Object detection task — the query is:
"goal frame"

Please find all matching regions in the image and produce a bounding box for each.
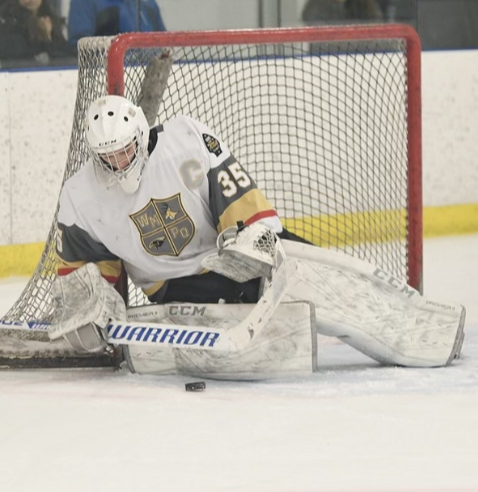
[0,24,423,368]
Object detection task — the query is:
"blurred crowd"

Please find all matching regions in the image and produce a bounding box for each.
[0,0,166,68]
[0,0,477,69]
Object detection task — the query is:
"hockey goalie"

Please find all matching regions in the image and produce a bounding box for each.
[38,93,465,379]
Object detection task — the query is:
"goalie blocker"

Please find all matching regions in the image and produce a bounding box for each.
[43,223,465,375]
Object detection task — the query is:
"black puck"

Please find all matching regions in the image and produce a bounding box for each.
[185,381,206,392]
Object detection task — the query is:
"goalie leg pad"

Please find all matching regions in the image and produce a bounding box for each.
[123,301,316,379]
[282,240,466,368]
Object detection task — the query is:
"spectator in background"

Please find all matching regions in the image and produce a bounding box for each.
[68,0,166,48]
[376,0,415,24]
[302,0,383,25]
[0,0,75,65]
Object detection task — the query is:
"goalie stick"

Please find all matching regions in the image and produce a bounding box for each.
[0,257,296,353]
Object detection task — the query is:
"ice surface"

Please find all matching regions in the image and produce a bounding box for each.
[1,235,477,492]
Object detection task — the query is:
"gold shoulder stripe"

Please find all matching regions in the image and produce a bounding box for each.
[218,189,274,233]
[56,258,86,273]
[96,260,122,279]
[56,258,121,280]
[143,279,167,297]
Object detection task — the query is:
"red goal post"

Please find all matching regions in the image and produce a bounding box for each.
[1,25,422,366]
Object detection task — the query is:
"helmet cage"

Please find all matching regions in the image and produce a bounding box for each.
[90,127,147,184]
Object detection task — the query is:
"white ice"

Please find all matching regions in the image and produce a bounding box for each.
[1,235,477,492]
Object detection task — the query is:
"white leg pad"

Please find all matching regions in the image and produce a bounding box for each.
[282,240,465,367]
[123,301,316,379]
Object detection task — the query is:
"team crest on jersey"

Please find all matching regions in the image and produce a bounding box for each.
[202,133,222,156]
[130,194,195,256]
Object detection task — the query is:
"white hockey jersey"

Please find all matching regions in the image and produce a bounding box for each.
[57,115,282,296]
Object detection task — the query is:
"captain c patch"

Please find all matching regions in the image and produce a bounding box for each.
[202,133,222,156]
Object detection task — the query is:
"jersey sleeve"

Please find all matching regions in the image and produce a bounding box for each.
[56,185,121,283]
[56,222,122,283]
[188,118,283,233]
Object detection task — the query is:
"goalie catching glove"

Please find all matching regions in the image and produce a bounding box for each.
[201,222,282,283]
[49,263,126,354]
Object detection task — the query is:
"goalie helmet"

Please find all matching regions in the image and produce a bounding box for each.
[85,95,150,194]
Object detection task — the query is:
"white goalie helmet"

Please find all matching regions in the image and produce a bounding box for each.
[85,95,150,194]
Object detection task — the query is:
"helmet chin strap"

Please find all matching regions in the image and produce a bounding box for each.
[116,144,148,194]
[118,163,143,194]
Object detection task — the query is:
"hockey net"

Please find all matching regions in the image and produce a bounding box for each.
[1,25,422,366]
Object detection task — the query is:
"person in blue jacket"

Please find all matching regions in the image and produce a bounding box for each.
[0,0,76,65]
[68,0,166,48]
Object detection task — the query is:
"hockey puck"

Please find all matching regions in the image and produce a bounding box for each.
[185,381,206,392]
